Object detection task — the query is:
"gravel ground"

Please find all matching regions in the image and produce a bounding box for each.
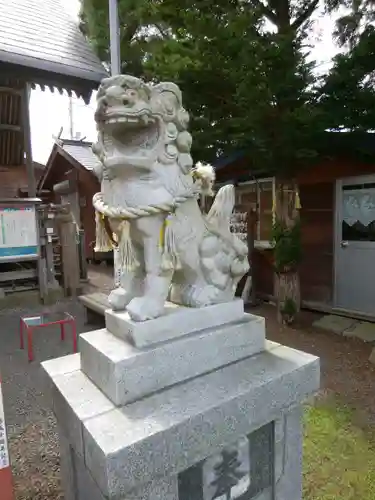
[0,298,93,500]
[1,267,374,498]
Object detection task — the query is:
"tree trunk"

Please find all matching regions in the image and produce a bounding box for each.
[274,270,300,324]
[273,180,301,324]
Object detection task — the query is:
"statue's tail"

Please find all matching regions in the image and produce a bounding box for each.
[199,184,249,295]
[206,184,235,225]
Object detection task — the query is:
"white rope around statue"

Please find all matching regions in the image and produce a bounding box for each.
[92,189,199,272]
[92,163,215,272]
[92,190,197,219]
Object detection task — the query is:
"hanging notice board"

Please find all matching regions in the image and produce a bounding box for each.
[0,205,38,261]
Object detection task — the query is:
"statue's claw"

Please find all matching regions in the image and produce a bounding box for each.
[108,287,132,311]
[126,297,164,321]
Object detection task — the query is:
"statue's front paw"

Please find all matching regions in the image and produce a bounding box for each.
[126,297,164,321]
[108,288,130,311]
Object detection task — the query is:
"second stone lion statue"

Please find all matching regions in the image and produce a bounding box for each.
[92,74,249,321]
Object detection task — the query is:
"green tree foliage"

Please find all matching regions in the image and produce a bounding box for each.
[80,0,329,171]
[80,0,269,160]
[320,26,375,131]
[228,0,328,174]
[80,0,167,75]
[79,0,375,169]
[326,0,374,48]
[320,0,375,130]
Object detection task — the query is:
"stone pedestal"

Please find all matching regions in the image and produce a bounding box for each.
[42,300,319,500]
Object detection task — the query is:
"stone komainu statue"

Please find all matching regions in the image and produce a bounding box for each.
[92,74,249,321]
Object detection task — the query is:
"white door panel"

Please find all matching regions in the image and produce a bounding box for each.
[335,175,375,313]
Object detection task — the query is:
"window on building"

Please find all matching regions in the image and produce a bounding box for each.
[235,178,275,248]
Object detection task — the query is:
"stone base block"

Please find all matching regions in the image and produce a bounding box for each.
[57,420,177,500]
[80,313,265,406]
[42,342,319,500]
[105,299,245,347]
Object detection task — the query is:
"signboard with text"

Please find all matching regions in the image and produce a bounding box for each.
[0,205,38,261]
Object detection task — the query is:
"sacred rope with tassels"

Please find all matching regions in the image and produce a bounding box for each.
[92,188,200,272]
[93,190,198,220]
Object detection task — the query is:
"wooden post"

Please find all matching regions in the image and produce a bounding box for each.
[21,87,47,303]
[21,83,36,198]
[78,230,88,281]
[34,206,46,302]
[273,180,301,323]
[56,210,81,296]
[39,206,60,289]
[247,206,258,306]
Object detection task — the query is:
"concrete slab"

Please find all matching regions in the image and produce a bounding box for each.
[82,344,319,496]
[80,314,266,406]
[105,299,245,348]
[43,341,319,497]
[312,314,358,334]
[79,293,109,315]
[343,321,375,342]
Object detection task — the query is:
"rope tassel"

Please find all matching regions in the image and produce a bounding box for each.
[116,221,139,271]
[295,189,302,210]
[94,212,113,252]
[161,215,182,271]
[94,213,139,273]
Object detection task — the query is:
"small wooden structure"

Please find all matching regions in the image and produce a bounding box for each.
[215,132,375,319]
[0,0,107,300]
[37,202,85,297]
[37,139,106,263]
